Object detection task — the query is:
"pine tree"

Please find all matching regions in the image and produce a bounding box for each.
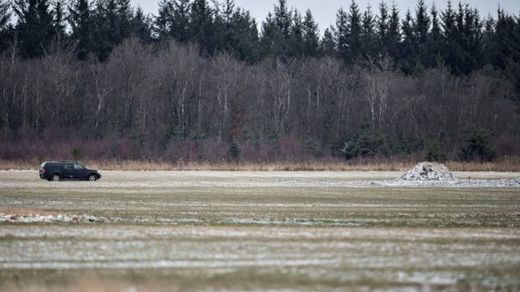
[116,0,132,40]
[302,9,319,57]
[441,0,458,73]
[413,0,430,66]
[53,0,66,46]
[154,0,173,41]
[274,0,291,38]
[131,7,152,42]
[92,0,119,61]
[0,0,8,29]
[171,0,190,43]
[190,0,214,54]
[0,0,12,52]
[377,1,389,56]
[387,3,400,61]
[335,8,348,62]
[260,12,276,57]
[400,9,415,73]
[14,0,55,58]
[320,27,336,57]
[228,8,258,62]
[290,9,303,58]
[361,4,376,59]
[260,0,292,59]
[427,4,442,67]
[346,0,362,63]
[69,0,93,60]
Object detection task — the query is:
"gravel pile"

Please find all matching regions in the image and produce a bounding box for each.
[400,162,455,181]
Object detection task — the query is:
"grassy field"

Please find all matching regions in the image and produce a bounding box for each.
[1,171,520,291]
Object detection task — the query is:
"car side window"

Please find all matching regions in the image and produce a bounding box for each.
[74,164,85,170]
[64,163,74,170]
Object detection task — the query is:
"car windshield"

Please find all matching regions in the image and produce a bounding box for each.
[73,164,85,170]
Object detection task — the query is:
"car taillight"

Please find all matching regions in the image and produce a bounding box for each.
[39,168,45,174]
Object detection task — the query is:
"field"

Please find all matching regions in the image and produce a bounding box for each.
[1,170,520,291]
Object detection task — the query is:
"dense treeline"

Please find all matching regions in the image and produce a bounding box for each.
[0,0,519,162]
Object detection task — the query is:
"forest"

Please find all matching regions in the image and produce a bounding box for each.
[0,0,519,164]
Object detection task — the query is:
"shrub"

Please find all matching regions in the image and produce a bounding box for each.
[458,129,496,162]
[228,141,241,162]
[72,148,83,161]
[424,139,447,162]
[341,131,389,160]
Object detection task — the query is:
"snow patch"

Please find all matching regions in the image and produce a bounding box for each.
[0,213,107,224]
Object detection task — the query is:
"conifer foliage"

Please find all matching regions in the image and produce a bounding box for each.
[0,0,520,162]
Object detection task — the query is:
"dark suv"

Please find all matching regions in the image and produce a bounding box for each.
[39,161,102,182]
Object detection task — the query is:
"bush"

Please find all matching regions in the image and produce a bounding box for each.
[458,129,496,162]
[228,141,241,162]
[72,148,83,161]
[424,139,447,162]
[340,131,389,160]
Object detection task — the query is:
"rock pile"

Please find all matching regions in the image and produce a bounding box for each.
[400,162,455,181]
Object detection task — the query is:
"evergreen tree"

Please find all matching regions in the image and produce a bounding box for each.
[274,0,291,38]
[131,7,153,42]
[14,0,55,58]
[290,9,303,58]
[116,0,132,40]
[346,0,362,63]
[172,0,190,43]
[413,0,430,66]
[190,0,215,54]
[377,1,389,57]
[260,12,277,57]
[53,0,66,46]
[335,8,348,62]
[387,3,400,61]
[228,8,258,62]
[481,16,496,68]
[154,0,173,41]
[320,27,336,57]
[0,0,8,29]
[361,4,376,59]
[302,9,319,57]
[69,0,93,60]
[441,0,459,73]
[427,4,442,67]
[460,5,483,74]
[335,0,362,64]
[400,9,415,73]
[492,10,520,95]
[260,0,292,59]
[92,0,119,60]
[0,0,12,52]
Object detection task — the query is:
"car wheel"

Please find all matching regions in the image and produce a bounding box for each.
[51,174,61,182]
[88,174,98,181]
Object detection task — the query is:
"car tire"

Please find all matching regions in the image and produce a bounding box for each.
[88,174,98,181]
[51,174,61,182]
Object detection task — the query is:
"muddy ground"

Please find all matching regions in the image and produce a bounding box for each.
[1,170,519,291]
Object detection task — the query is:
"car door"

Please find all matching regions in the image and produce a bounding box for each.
[63,163,75,179]
[73,163,89,179]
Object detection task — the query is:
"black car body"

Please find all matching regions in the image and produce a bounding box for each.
[39,161,101,181]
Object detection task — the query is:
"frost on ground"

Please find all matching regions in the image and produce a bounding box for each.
[0,214,106,224]
[1,171,520,290]
[400,162,455,181]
